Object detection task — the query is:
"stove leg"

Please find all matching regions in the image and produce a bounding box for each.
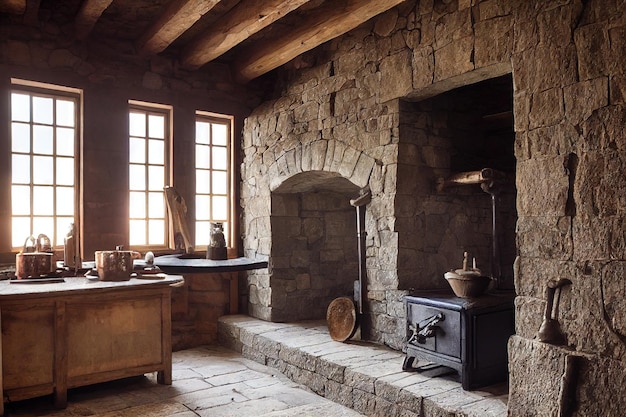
[402,355,416,371]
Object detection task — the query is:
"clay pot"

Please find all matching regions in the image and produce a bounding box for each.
[444,273,491,298]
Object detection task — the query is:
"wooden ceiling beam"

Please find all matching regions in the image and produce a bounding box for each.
[180,0,311,70]
[75,0,113,40]
[136,0,220,57]
[234,0,406,83]
[0,0,26,14]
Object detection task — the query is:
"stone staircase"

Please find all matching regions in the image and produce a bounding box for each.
[218,315,508,417]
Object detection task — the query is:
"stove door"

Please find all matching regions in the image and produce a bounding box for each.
[407,302,461,360]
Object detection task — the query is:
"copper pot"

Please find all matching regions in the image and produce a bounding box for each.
[95,250,135,281]
[15,234,54,279]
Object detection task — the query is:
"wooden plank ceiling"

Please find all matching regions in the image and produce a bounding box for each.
[0,0,406,83]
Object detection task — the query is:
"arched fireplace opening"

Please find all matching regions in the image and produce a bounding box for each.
[268,172,361,322]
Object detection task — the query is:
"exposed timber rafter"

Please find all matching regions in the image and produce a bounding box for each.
[233,0,406,83]
[0,0,26,14]
[180,0,311,70]
[75,0,113,40]
[136,0,220,57]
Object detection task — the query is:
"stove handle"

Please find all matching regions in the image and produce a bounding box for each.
[408,312,445,345]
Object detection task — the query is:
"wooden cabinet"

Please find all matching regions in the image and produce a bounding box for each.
[0,276,183,414]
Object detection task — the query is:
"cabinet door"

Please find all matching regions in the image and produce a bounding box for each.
[2,303,55,391]
[66,294,163,380]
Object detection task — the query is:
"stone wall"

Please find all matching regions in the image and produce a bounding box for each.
[268,190,358,322]
[241,0,626,415]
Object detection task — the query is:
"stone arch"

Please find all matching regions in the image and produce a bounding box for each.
[267,139,376,193]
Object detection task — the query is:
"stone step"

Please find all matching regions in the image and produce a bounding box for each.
[218,314,508,417]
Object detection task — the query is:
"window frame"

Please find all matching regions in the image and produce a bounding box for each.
[127,100,173,251]
[9,78,82,250]
[194,111,234,249]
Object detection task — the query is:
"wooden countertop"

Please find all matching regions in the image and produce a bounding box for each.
[0,275,184,298]
[138,254,269,274]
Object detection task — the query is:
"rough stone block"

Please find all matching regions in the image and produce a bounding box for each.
[379,49,413,103]
[325,379,353,408]
[516,158,569,216]
[574,22,609,81]
[516,215,572,260]
[508,336,570,417]
[529,87,564,129]
[474,16,513,69]
[434,35,474,82]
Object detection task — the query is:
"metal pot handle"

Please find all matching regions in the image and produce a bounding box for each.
[23,236,37,253]
[36,234,52,253]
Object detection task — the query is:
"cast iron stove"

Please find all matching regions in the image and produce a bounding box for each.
[403,291,515,390]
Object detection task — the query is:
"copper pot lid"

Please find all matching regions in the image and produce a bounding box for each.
[326,297,358,342]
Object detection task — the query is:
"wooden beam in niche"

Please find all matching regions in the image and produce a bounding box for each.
[75,0,114,40]
[233,0,407,83]
[135,0,220,57]
[180,0,311,70]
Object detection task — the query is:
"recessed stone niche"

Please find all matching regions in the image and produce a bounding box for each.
[269,172,360,322]
[396,74,517,293]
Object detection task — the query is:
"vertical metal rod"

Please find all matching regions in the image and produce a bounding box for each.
[355,205,366,315]
[490,191,501,287]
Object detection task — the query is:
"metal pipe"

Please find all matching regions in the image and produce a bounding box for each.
[350,188,371,317]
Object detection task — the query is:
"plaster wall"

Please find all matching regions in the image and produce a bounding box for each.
[0,16,256,351]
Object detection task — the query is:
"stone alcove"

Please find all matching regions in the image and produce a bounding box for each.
[269,171,361,322]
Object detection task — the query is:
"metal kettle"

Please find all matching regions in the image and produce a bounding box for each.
[15,234,55,279]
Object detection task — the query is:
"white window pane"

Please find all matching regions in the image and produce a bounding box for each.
[56,127,75,156]
[212,146,228,170]
[56,187,74,215]
[33,155,54,185]
[148,165,164,191]
[129,191,146,218]
[148,114,165,139]
[12,122,30,153]
[12,185,30,215]
[129,112,146,137]
[212,196,228,220]
[33,186,54,215]
[196,170,210,193]
[32,217,54,241]
[12,217,31,247]
[129,164,146,190]
[129,137,146,163]
[196,121,210,144]
[148,192,164,218]
[11,93,30,122]
[12,154,30,184]
[33,96,53,124]
[33,125,54,154]
[212,123,228,146]
[56,100,75,127]
[195,144,210,169]
[196,195,210,220]
[148,139,164,164]
[212,171,228,195]
[56,217,73,245]
[148,219,165,245]
[195,221,211,246]
[56,157,74,186]
[129,219,146,245]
